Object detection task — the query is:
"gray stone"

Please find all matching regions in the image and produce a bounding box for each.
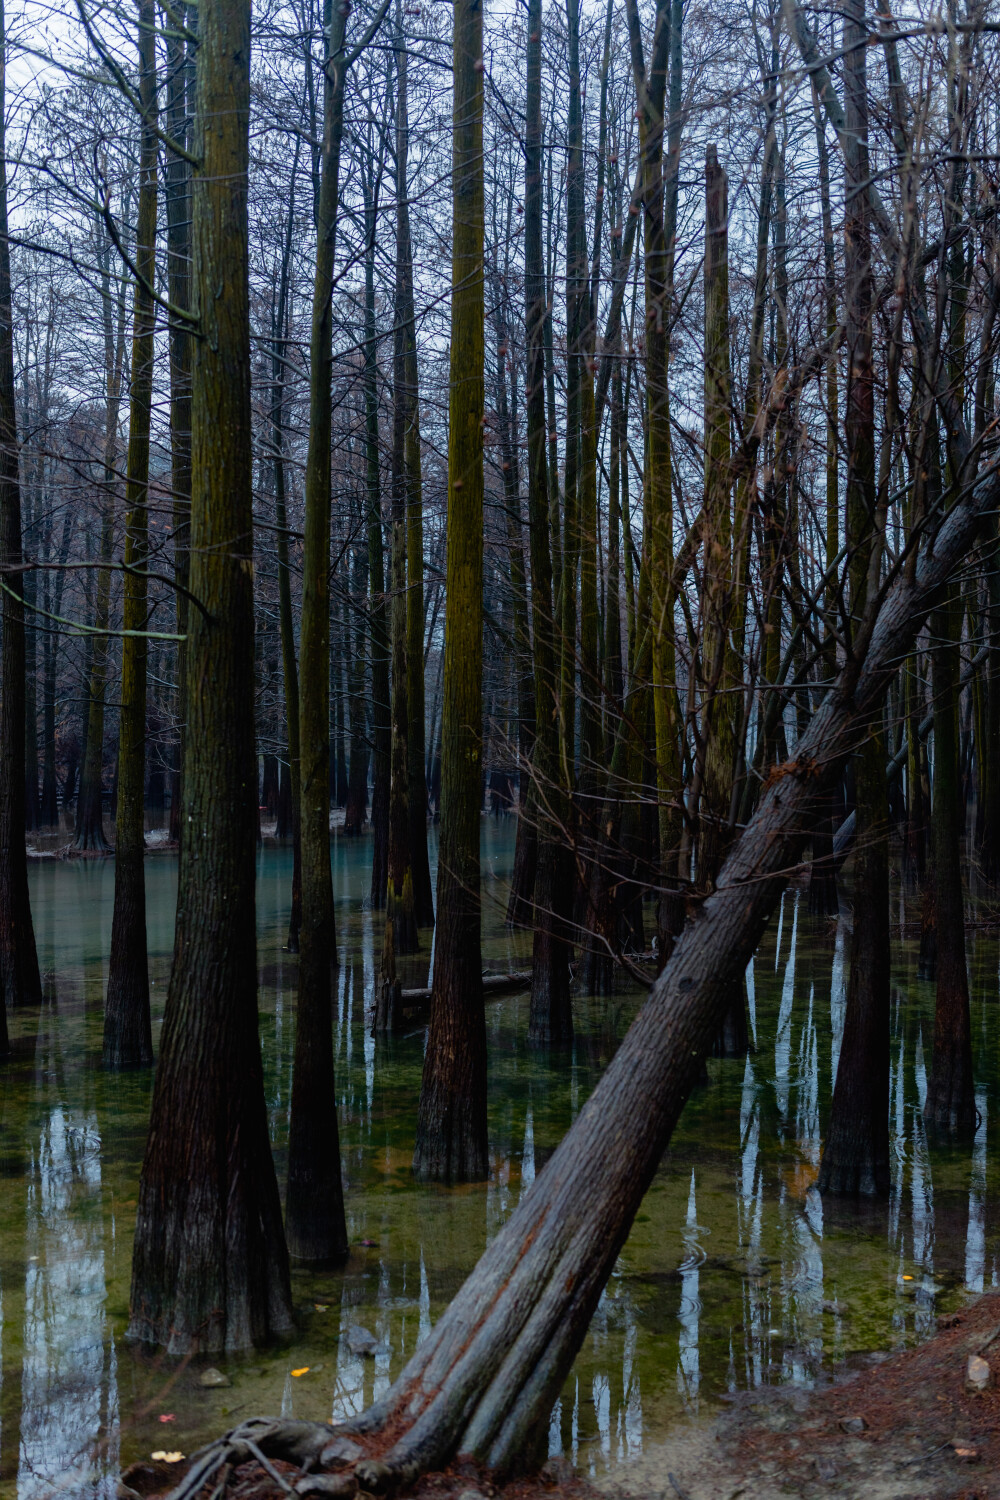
[813,1455,837,1481]
[320,1437,364,1470]
[295,1475,358,1498]
[197,1366,230,1388]
[965,1353,992,1393]
[343,1325,386,1357]
[838,1416,866,1435]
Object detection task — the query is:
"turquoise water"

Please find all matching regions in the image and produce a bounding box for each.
[3,826,998,1496]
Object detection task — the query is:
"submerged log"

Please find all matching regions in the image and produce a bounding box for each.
[375,970,533,1029]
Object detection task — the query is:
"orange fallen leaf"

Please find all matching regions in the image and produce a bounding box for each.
[158,1414,176,1423]
[291,1367,310,1377]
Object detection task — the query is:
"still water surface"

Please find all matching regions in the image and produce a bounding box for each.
[6,825,1000,1497]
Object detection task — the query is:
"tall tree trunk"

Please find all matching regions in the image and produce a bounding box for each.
[0,0,40,1020]
[696,144,737,888]
[807,72,841,916]
[817,0,890,1196]
[364,153,391,908]
[625,0,682,962]
[271,136,302,946]
[128,0,293,1349]
[413,0,487,1179]
[399,50,434,926]
[39,505,73,826]
[105,0,157,1070]
[559,0,583,794]
[925,592,975,1127]
[285,0,349,1264]
[75,227,126,855]
[525,0,572,1038]
[344,504,370,834]
[166,2,193,851]
[494,264,536,931]
[385,21,418,956]
[22,477,37,834]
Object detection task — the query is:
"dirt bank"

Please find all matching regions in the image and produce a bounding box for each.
[602,1291,1000,1500]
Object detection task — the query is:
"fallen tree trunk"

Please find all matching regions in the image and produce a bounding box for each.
[399,970,532,1008]
[166,465,998,1492]
[374,971,534,1032]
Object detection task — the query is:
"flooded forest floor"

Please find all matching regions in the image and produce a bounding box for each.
[10,828,1000,1497]
[123,1289,1000,1500]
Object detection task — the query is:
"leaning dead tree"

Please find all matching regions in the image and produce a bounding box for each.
[166,414,1000,1489]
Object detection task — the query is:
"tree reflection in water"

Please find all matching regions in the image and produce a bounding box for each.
[0,826,995,1495]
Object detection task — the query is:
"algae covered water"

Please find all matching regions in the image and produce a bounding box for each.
[3,826,998,1497]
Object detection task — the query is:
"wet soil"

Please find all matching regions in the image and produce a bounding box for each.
[129,1292,1000,1500]
[603,1289,1000,1499]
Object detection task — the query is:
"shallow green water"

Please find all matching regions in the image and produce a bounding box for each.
[4,826,999,1497]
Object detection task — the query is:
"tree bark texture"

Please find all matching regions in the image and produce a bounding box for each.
[524,0,572,1041]
[128,0,293,1351]
[925,595,975,1129]
[165,3,193,851]
[0,0,40,1020]
[286,0,349,1264]
[365,169,391,907]
[105,0,157,1070]
[398,35,434,928]
[413,0,487,1181]
[817,0,891,1195]
[385,20,418,957]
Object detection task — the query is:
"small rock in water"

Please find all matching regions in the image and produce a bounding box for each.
[821,1299,847,1315]
[343,1325,383,1357]
[197,1366,230,1389]
[838,1415,867,1435]
[965,1354,993,1393]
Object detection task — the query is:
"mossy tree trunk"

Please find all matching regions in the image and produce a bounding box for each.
[696,144,737,890]
[270,136,302,946]
[105,0,157,1070]
[344,499,370,835]
[363,147,391,908]
[74,227,126,856]
[285,0,349,1264]
[0,0,40,1021]
[525,0,572,1039]
[925,593,975,1128]
[625,0,682,962]
[165,2,193,851]
[128,0,294,1350]
[385,17,419,958]
[398,32,434,927]
[926,67,975,1129]
[817,0,890,1196]
[413,0,487,1179]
